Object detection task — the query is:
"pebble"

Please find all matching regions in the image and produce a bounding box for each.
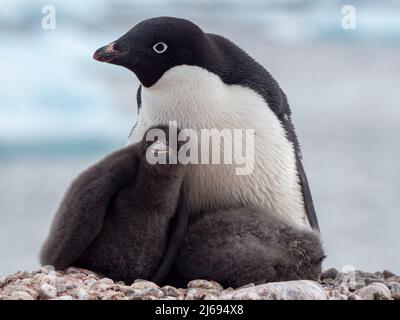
[130,280,159,290]
[51,295,73,300]
[326,289,348,300]
[97,277,114,285]
[143,287,164,298]
[161,285,180,297]
[257,280,328,300]
[320,268,339,281]
[1,267,399,300]
[185,288,206,300]
[386,276,400,283]
[63,276,83,290]
[236,283,255,290]
[203,293,219,300]
[100,291,125,300]
[356,282,391,300]
[40,265,55,275]
[188,279,216,290]
[161,296,177,300]
[348,293,363,300]
[229,290,262,300]
[383,270,396,279]
[65,267,99,278]
[142,295,159,300]
[39,283,57,299]
[7,291,34,300]
[387,282,400,300]
[83,277,97,288]
[73,288,91,300]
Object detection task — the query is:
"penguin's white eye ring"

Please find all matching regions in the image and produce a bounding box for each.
[153,42,168,54]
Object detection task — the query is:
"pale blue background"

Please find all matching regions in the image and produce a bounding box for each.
[0,0,399,275]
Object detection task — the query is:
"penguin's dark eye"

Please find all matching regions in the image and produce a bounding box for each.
[152,42,168,54]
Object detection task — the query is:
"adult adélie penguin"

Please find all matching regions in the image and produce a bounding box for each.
[93,16,320,232]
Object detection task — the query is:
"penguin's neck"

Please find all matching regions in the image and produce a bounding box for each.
[130,65,308,230]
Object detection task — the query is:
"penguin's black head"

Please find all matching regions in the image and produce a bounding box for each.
[93,17,207,87]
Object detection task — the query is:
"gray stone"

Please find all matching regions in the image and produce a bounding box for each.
[7,291,34,300]
[143,287,164,298]
[230,290,262,300]
[188,279,216,290]
[40,265,55,275]
[387,282,400,300]
[130,280,159,290]
[236,283,255,290]
[209,280,224,292]
[383,270,397,279]
[97,277,114,285]
[83,277,97,288]
[51,295,73,300]
[373,271,384,279]
[257,281,327,300]
[327,289,348,300]
[142,295,159,300]
[203,293,218,300]
[223,280,327,300]
[386,276,400,283]
[320,268,339,281]
[73,288,91,300]
[39,283,57,299]
[185,288,206,300]
[161,296,177,300]
[161,285,180,297]
[100,291,125,300]
[356,282,391,300]
[348,293,363,300]
[364,277,385,285]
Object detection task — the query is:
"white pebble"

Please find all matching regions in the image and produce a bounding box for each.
[8,291,34,300]
[185,288,206,300]
[51,295,73,300]
[73,288,90,300]
[83,277,97,288]
[40,265,55,275]
[131,280,159,290]
[39,283,57,299]
[98,278,114,285]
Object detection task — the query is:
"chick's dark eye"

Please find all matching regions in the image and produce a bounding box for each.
[153,42,168,54]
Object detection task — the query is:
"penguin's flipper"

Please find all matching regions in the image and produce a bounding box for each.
[40,146,138,269]
[127,85,142,141]
[136,84,142,111]
[151,196,189,285]
[281,114,319,231]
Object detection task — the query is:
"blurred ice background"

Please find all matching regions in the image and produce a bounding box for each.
[0,0,399,276]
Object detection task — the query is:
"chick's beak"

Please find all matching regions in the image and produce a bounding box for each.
[93,42,128,63]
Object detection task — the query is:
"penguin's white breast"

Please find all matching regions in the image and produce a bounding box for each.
[129,65,308,229]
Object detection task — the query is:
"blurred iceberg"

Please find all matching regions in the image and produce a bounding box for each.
[1,0,400,157]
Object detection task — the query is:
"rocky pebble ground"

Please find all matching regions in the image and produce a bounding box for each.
[0,266,399,300]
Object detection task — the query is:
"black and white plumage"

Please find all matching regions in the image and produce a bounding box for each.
[40,127,189,284]
[94,17,319,231]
